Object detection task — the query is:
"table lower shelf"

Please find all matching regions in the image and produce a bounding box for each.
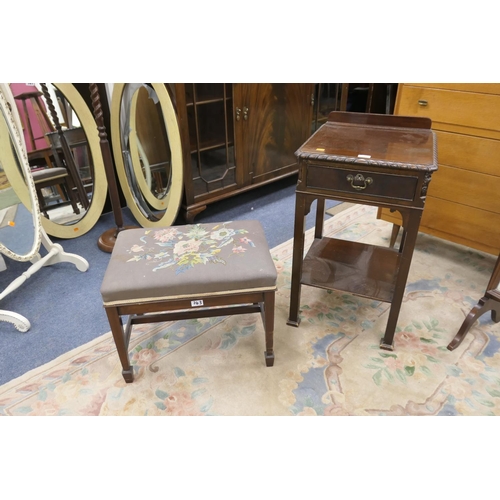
[301,237,401,303]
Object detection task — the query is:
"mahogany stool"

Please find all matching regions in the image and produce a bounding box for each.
[100,220,277,383]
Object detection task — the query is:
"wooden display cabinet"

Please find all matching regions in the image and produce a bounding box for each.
[312,84,349,132]
[171,83,315,222]
[311,84,398,133]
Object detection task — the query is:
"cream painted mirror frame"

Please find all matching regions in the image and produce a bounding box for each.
[0,84,42,261]
[0,84,90,332]
[129,86,168,212]
[12,83,108,239]
[110,83,183,228]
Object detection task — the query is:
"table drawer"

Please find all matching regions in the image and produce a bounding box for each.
[305,164,419,201]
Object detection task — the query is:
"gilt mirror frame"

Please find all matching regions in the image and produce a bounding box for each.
[110,83,183,228]
[9,84,108,239]
[0,84,42,261]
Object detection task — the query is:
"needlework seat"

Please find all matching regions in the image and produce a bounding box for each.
[100,220,277,383]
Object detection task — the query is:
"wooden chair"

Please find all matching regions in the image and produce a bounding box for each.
[100,220,277,383]
[39,84,90,210]
[46,127,94,196]
[13,88,82,217]
[31,166,80,218]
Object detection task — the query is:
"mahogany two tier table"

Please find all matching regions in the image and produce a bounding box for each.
[287,111,438,350]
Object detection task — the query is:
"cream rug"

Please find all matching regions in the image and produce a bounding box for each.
[1,203,499,416]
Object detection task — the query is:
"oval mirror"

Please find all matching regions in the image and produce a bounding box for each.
[110,83,183,227]
[0,84,41,261]
[8,83,108,239]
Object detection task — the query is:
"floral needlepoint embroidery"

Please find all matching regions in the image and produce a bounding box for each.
[174,239,202,256]
[153,227,182,243]
[125,223,256,274]
[130,244,144,253]
[240,237,255,247]
[210,228,235,241]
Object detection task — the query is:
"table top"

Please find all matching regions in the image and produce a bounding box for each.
[296,112,438,172]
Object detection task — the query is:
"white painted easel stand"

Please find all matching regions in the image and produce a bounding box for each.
[0,228,89,332]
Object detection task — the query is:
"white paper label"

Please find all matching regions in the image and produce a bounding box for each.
[357,154,371,159]
[191,300,204,307]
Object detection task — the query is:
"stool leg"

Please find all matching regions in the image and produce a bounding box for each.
[105,307,134,382]
[263,291,275,367]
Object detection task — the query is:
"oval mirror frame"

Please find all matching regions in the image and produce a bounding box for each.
[0,84,42,261]
[9,84,108,239]
[128,87,168,212]
[111,83,183,228]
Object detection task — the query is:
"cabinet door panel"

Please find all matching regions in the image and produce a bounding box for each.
[184,83,238,201]
[234,83,314,184]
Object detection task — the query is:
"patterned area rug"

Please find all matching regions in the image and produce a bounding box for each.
[1,204,499,416]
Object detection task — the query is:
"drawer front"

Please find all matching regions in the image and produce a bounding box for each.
[421,197,500,254]
[397,85,500,133]
[379,198,500,255]
[306,164,419,202]
[407,83,500,95]
[435,130,500,176]
[428,164,500,213]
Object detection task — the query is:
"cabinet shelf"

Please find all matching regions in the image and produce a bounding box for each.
[190,139,234,154]
[184,83,233,106]
[301,237,400,303]
[186,97,232,107]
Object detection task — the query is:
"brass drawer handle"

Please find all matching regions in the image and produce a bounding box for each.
[418,99,428,106]
[236,107,241,121]
[347,173,373,191]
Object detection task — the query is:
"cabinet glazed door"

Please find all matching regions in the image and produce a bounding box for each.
[234,83,314,185]
[182,84,239,201]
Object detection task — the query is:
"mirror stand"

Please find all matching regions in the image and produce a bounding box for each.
[0,226,89,332]
[0,310,30,332]
[0,83,89,332]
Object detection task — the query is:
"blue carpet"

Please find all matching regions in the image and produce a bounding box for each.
[0,203,34,256]
[0,175,340,385]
